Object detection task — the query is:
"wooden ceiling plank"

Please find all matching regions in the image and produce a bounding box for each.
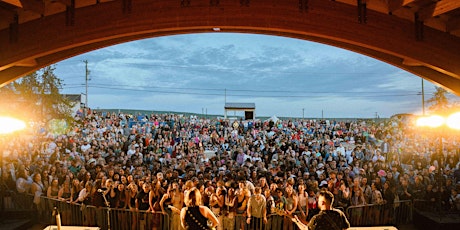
[15,58,37,67]
[1,0,22,7]
[56,0,71,6]
[388,0,417,13]
[0,4,16,21]
[20,0,45,14]
[447,15,460,32]
[418,0,460,21]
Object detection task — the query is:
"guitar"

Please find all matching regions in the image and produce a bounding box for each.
[273,208,309,226]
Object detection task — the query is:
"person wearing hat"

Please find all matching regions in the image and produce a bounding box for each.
[316,163,325,177]
[292,190,350,230]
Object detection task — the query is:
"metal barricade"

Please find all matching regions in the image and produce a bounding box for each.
[346,200,412,227]
[5,191,34,210]
[36,196,170,230]
[232,213,297,230]
[16,193,426,229]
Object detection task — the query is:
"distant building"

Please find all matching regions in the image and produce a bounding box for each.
[224,102,255,120]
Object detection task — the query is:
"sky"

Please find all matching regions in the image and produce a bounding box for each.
[54,33,457,118]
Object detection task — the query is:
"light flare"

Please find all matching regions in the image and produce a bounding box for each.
[446,112,460,130]
[0,116,26,134]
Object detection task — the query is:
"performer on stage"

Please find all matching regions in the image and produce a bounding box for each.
[180,187,219,230]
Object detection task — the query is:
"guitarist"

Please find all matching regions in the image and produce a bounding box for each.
[180,187,219,230]
[292,190,350,230]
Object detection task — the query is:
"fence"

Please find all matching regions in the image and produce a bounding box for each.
[346,200,413,227]
[6,193,428,230]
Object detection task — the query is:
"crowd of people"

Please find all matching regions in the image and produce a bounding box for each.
[2,108,460,229]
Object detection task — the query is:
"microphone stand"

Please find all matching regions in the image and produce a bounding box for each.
[101,190,111,230]
[52,207,61,230]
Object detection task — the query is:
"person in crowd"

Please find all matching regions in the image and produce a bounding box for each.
[292,190,350,230]
[223,187,237,230]
[30,173,45,220]
[149,180,163,230]
[16,168,32,193]
[449,188,460,211]
[382,181,395,225]
[70,178,82,203]
[336,179,351,209]
[235,183,249,230]
[283,185,298,230]
[246,186,267,230]
[272,187,286,230]
[58,181,72,225]
[297,183,309,224]
[263,187,275,230]
[180,187,219,230]
[77,181,95,226]
[4,110,460,229]
[350,178,366,225]
[127,183,139,229]
[210,186,226,230]
[134,182,150,230]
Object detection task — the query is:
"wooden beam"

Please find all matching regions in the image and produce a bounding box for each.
[402,57,423,66]
[388,0,417,13]
[1,0,22,8]
[0,4,17,22]
[56,0,71,6]
[15,58,37,67]
[447,15,460,32]
[19,0,44,14]
[418,0,460,21]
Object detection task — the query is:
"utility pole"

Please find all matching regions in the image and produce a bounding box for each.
[302,108,305,119]
[422,78,425,115]
[83,60,90,108]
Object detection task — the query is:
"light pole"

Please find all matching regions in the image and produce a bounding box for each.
[416,112,460,210]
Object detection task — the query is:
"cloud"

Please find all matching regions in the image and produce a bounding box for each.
[54,33,448,118]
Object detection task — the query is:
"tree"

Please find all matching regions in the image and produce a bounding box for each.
[426,86,451,113]
[0,65,75,124]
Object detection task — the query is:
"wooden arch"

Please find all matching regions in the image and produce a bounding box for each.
[1,0,460,94]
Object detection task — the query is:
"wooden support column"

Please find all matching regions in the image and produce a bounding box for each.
[210,0,219,7]
[240,0,249,7]
[357,0,367,24]
[415,12,424,41]
[181,0,190,7]
[66,0,75,26]
[122,0,132,13]
[9,13,18,43]
[299,0,309,12]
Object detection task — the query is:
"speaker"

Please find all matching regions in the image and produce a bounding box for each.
[43,226,100,230]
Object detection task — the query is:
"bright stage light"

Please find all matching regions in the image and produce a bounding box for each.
[446,112,460,130]
[425,115,445,128]
[0,116,26,134]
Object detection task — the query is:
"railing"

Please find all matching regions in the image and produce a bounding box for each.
[345,200,413,227]
[10,192,439,230]
[412,199,460,223]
